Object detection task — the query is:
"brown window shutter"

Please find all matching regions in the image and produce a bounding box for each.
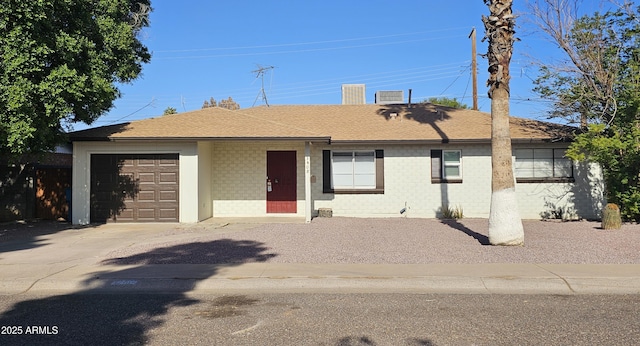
[375,149,384,190]
[431,150,442,179]
[323,150,332,193]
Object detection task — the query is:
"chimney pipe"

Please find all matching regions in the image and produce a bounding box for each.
[408,89,412,108]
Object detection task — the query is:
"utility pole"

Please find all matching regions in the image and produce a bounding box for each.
[469,27,478,111]
[252,65,275,107]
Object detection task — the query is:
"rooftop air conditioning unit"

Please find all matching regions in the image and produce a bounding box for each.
[341,84,366,105]
[375,90,404,104]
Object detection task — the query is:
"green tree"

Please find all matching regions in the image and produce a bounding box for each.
[0,0,152,159]
[163,107,177,115]
[529,0,640,220]
[424,97,469,109]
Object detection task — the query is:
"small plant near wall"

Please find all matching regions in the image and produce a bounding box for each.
[602,203,622,230]
[441,205,464,220]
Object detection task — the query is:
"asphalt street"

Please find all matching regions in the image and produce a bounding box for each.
[0,292,638,345]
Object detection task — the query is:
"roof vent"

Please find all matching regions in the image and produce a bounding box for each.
[375,90,404,104]
[342,84,366,105]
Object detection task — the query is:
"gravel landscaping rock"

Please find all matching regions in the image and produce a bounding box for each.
[101,218,640,265]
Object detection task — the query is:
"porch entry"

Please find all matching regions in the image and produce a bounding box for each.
[266,151,297,213]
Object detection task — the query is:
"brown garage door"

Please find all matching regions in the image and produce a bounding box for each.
[90,154,179,223]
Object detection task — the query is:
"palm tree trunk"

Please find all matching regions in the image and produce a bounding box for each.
[484,0,524,246]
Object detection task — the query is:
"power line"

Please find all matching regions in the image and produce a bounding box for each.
[105,62,471,109]
[107,98,156,124]
[154,37,463,60]
[154,27,471,53]
[438,64,470,96]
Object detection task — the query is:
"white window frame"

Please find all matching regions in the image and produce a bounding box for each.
[331,151,376,189]
[442,150,462,180]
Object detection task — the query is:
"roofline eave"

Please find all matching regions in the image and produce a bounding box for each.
[328,138,572,145]
[71,136,332,143]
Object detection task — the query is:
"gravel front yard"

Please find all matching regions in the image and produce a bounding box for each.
[102,218,640,265]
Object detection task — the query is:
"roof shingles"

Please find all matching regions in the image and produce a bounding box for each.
[70,104,574,143]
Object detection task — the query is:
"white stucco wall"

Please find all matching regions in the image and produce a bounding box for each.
[312,143,604,220]
[312,144,495,218]
[514,161,604,220]
[73,140,604,223]
[209,141,307,217]
[71,141,199,224]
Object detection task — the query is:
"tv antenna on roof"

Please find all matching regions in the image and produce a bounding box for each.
[252,64,275,107]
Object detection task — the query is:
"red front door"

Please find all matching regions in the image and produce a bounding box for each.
[267,151,297,213]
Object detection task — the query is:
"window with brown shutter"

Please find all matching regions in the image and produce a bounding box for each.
[431,149,463,183]
[323,149,384,194]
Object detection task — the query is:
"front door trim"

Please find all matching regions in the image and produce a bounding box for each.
[266,151,297,213]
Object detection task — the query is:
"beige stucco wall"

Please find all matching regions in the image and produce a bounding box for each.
[71,141,200,224]
[209,141,308,217]
[197,141,213,221]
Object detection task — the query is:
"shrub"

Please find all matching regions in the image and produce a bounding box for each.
[441,205,464,220]
[602,203,622,230]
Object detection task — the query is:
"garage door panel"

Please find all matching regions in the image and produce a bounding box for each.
[138,190,156,202]
[117,208,135,221]
[159,190,178,202]
[159,172,178,183]
[139,172,156,184]
[137,208,156,220]
[159,208,178,220]
[158,156,178,166]
[90,154,179,223]
[138,158,156,166]
[122,159,135,167]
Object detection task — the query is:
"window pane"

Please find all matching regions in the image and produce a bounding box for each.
[533,149,553,177]
[355,152,374,158]
[515,149,534,159]
[554,158,572,177]
[553,149,567,159]
[535,149,553,159]
[332,174,353,188]
[443,150,461,163]
[534,159,553,177]
[333,152,353,157]
[354,152,375,173]
[515,149,534,178]
[354,152,375,188]
[515,158,534,177]
[353,174,375,187]
[444,166,460,178]
[332,153,353,175]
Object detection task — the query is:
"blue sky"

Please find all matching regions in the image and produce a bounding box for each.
[75,1,609,130]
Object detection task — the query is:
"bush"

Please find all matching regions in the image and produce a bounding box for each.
[441,205,463,220]
[602,203,622,230]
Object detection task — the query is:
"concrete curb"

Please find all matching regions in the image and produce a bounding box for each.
[2,263,639,295]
